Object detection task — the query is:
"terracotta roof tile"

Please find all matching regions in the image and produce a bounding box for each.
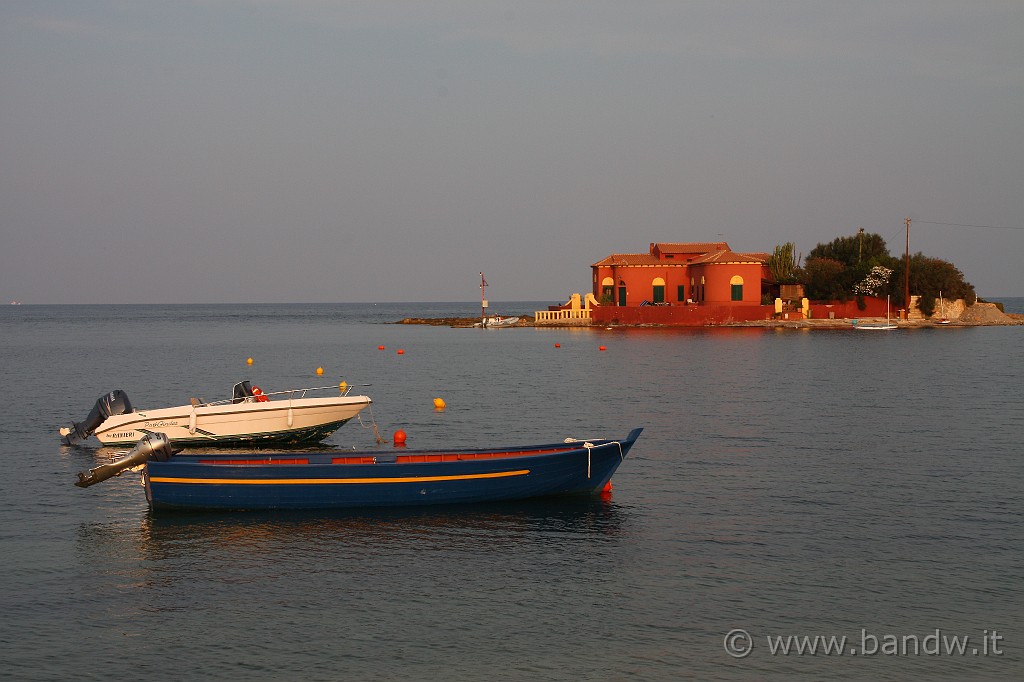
[653,242,730,254]
[688,250,766,265]
[592,253,662,266]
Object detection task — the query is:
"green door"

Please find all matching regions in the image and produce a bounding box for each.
[618,286,627,306]
[653,285,665,304]
[731,283,743,301]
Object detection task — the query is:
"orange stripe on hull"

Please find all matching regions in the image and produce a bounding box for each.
[148,469,531,485]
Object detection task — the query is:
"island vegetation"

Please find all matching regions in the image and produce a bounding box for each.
[769,230,977,316]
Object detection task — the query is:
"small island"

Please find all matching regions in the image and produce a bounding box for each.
[400,229,1022,329]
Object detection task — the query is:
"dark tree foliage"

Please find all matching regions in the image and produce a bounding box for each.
[798,258,852,301]
[799,231,975,311]
[890,253,976,314]
[807,232,890,267]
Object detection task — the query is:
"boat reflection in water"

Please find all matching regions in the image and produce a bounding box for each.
[75,495,630,571]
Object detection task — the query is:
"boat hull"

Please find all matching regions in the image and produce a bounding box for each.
[93,396,371,447]
[142,428,642,510]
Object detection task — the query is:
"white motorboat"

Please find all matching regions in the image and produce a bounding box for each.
[479,315,520,328]
[60,380,372,447]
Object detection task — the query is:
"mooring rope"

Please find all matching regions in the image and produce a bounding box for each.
[565,438,626,464]
[356,403,384,444]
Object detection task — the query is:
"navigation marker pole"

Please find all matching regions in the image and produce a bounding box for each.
[904,217,911,319]
[480,272,489,326]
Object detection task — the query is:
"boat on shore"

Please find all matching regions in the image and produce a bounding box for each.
[74,428,643,511]
[477,315,520,328]
[853,295,898,330]
[59,380,372,447]
[938,291,951,324]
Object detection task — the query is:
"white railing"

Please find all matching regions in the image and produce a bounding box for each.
[533,309,593,322]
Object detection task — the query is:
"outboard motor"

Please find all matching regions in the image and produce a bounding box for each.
[59,390,133,446]
[75,432,175,488]
[232,380,255,404]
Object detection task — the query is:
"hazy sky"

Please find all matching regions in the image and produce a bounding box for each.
[2,1,1023,304]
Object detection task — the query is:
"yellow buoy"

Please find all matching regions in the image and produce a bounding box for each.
[246,357,254,365]
[432,397,446,409]
[339,380,348,392]
[316,367,324,376]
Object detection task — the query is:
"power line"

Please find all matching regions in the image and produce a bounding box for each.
[916,220,1024,231]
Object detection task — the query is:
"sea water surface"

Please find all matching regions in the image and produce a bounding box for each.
[2,300,1022,681]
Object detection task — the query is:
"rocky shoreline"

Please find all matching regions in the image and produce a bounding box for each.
[398,304,1023,328]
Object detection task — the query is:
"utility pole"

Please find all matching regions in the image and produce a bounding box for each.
[904,217,911,318]
[858,227,864,263]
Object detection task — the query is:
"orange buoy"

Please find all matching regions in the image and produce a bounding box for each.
[554,343,561,348]
[246,357,254,365]
[251,386,269,402]
[378,345,386,350]
[393,429,407,446]
[599,345,607,351]
[602,481,613,493]
[397,349,405,355]
[432,397,446,409]
[316,366,324,376]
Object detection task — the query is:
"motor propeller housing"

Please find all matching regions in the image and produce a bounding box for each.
[74,432,174,488]
[60,390,133,446]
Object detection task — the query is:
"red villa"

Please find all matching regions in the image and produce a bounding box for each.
[592,242,771,307]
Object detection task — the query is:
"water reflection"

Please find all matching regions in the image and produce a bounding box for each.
[74,495,631,573]
[138,496,628,550]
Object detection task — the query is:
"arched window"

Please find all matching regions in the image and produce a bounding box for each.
[730,275,744,301]
[601,277,615,302]
[652,277,666,304]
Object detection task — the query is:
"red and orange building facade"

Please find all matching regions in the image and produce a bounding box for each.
[585,240,889,326]
[592,242,770,306]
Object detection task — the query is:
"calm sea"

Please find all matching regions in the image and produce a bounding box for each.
[2,300,1022,681]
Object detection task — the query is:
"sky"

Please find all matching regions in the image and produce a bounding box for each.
[2,1,1023,304]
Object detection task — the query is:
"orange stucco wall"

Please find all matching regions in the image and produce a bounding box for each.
[593,262,766,306]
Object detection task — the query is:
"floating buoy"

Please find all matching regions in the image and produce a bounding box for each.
[378,345,385,351]
[397,349,405,355]
[554,343,561,348]
[602,481,613,493]
[339,380,348,392]
[599,346,607,351]
[393,429,407,446]
[246,357,254,365]
[433,397,446,409]
[316,367,324,376]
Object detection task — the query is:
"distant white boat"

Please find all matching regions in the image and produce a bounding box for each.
[478,315,520,328]
[854,296,898,330]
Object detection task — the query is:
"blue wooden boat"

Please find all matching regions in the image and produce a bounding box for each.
[75,428,643,511]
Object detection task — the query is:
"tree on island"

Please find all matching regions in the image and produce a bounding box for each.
[791,231,976,314]
[766,242,799,284]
